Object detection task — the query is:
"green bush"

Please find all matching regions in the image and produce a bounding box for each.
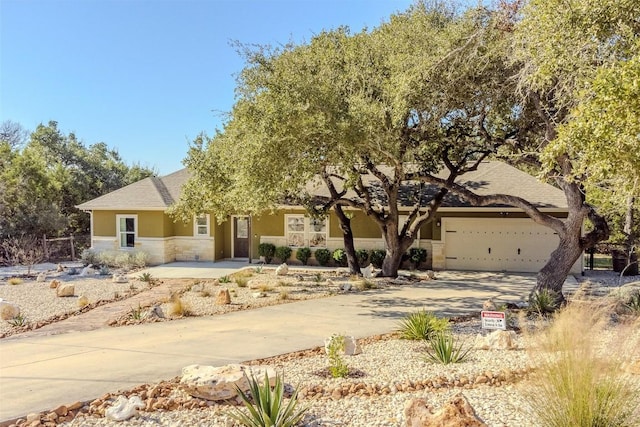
[369,249,386,268]
[424,331,471,364]
[295,247,312,265]
[326,334,349,378]
[275,246,292,263]
[356,249,369,266]
[625,290,640,314]
[408,248,427,269]
[528,288,559,316]
[81,248,99,266]
[397,310,450,340]
[314,248,332,266]
[332,249,347,266]
[258,243,276,264]
[229,372,308,427]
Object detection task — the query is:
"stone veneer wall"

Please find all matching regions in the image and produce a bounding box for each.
[91,236,215,265]
[173,237,215,262]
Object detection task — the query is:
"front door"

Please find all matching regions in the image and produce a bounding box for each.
[233,217,249,258]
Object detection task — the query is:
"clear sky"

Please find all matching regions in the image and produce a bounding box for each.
[1,0,415,175]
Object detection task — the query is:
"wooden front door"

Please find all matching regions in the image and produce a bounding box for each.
[233,217,249,258]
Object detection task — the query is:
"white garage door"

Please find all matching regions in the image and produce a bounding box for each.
[442,218,560,273]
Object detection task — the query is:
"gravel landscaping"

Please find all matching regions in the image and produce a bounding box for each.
[2,266,640,427]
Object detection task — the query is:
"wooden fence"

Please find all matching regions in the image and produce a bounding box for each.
[43,234,90,261]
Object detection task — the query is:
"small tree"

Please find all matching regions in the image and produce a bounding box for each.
[1,235,44,274]
[258,243,276,263]
[296,247,312,265]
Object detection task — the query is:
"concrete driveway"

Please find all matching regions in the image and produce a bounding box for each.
[0,270,537,423]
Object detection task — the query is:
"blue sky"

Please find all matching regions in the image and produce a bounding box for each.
[1,0,415,175]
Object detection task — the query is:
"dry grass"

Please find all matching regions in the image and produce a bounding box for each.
[235,277,249,288]
[522,302,640,427]
[258,284,273,292]
[169,295,192,317]
[7,278,22,286]
[278,291,289,300]
[231,270,254,280]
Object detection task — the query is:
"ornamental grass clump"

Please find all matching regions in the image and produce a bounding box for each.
[424,331,471,365]
[229,372,308,427]
[397,310,450,340]
[523,303,640,427]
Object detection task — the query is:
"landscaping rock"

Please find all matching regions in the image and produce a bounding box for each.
[49,279,60,289]
[0,300,20,320]
[105,395,144,421]
[252,292,267,298]
[474,330,517,350]
[324,335,362,356]
[325,279,335,287]
[216,289,231,305]
[56,263,64,272]
[339,283,352,291]
[362,264,375,278]
[56,283,75,297]
[147,305,164,319]
[36,272,47,282]
[112,274,128,283]
[77,295,89,308]
[426,270,436,279]
[275,263,289,276]
[180,364,276,401]
[404,392,486,427]
[482,298,497,311]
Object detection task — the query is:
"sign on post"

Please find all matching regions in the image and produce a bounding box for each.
[481,311,506,330]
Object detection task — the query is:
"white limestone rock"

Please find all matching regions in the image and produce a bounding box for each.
[105,395,144,421]
[77,295,89,308]
[474,330,517,350]
[275,263,289,276]
[339,282,352,291]
[112,274,128,283]
[56,283,75,297]
[0,300,20,320]
[36,272,47,282]
[252,292,267,298]
[361,264,375,279]
[324,335,362,356]
[325,279,335,287]
[180,364,277,401]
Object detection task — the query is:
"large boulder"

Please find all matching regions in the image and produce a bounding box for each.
[0,300,20,320]
[216,288,231,305]
[105,395,144,421]
[404,393,487,427]
[56,283,75,297]
[474,330,517,350]
[180,364,277,401]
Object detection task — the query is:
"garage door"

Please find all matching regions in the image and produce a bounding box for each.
[442,218,560,273]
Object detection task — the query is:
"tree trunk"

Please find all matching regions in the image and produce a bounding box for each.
[334,205,361,275]
[380,226,412,277]
[623,195,635,265]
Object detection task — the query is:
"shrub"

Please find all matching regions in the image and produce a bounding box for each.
[524,303,640,427]
[356,249,369,266]
[229,371,308,427]
[369,249,386,268]
[7,278,22,286]
[326,334,349,378]
[169,295,192,317]
[8,313,28,327]
[219,275,231,284]
[138,272,154,283]
[295,247,312,265]
[236,277,249,288]
[133,251,150,268]
[279,291,289,300]
[81,248,99,266]
[275,246,292,263]
[314,248,332,266]
[625,290,640,314]
[424,331,471,364]
[528,288,559,316]
[258,243,276,264]
[129,304,144,321]
[397,310,450,340]
[407,248,427,269]
[97,251,117,267]
[332,249,347,266]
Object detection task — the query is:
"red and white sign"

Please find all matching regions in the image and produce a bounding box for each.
[481,311,506,330]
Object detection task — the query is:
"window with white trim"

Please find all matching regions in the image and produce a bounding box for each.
[116,215,137,248]
[194,214,210,237]
[285,215,327,247]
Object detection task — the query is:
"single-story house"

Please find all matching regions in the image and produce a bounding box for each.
[76,161,581,273]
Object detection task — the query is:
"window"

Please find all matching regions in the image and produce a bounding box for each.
[194,214,210,237]
[116,215,137,248]
[285,215,327,247]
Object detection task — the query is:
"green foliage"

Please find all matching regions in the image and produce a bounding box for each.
[228,372,308,427]
[355,249,369,266]
[295,247,312,265]
[326,334,349,378]
[332,249,347,267]
[313,272,323,283]
[258,243,276,264]
[369,250,386,268]
[129,304,144,321]
[274,246,292,263]
[254,265,264,274]
[528,289,559,316]
[81,248,99,266]
[407,248,427,269]
[235,277,249,288]
[138,272,155,284]
[7,313,28,327]
[219,275,231,284]
[424,331,472,365]
[397,310,450,340]
[314,249,331,266]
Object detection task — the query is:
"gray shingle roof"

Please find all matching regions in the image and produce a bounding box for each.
[76,162,567,211]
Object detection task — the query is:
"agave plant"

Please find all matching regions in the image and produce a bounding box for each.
[397,310,450,340]
[229,372,308,427]
[424,331,472,365]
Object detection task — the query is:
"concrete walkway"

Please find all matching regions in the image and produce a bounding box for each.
[0,270,537,422]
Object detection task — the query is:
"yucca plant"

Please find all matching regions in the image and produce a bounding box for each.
[8,313,28,327]
[229,372,308,427]
[528,289,559,316]
[424,331,472,364]
[219,275,231,284]
[625,290,640,314]
[397,310,450,340]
